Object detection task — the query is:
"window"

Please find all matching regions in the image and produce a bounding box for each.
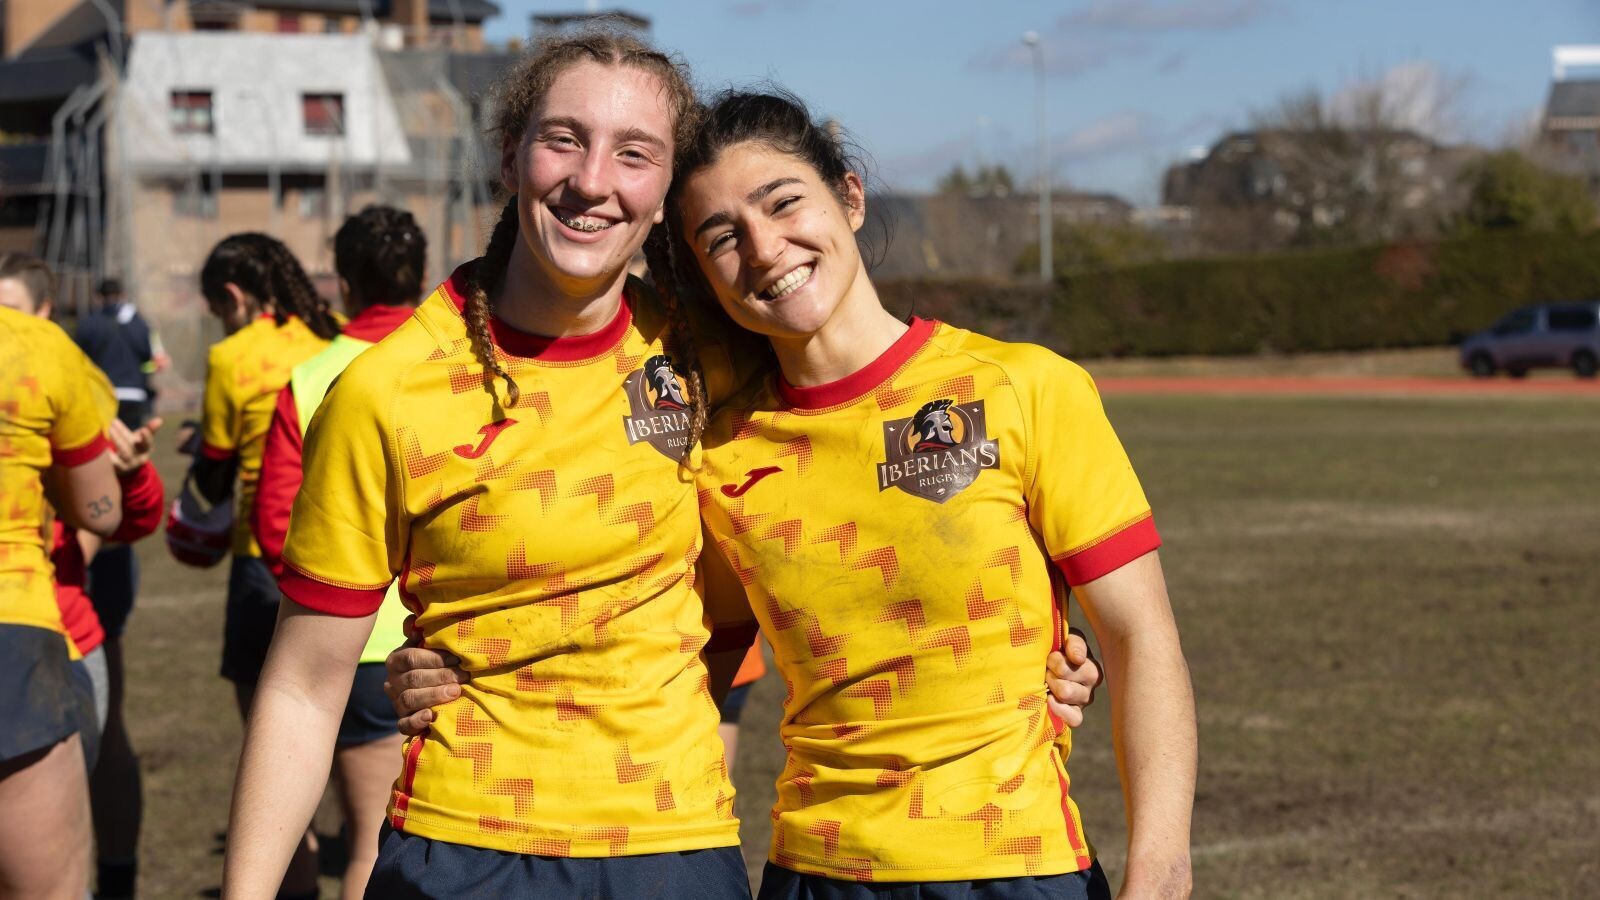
[169,91,214,135]
[324,17,342,33]
[302,93,344,137]
[173,173,218,219]
[277,13,301,33]
[1493,309,1539,337]
[1548,307,1598,333]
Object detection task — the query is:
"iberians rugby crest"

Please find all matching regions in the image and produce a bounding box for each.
[877,398,1000,503]
[622,353,692,459]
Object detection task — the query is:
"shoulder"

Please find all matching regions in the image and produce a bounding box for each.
[926,323,1100,412]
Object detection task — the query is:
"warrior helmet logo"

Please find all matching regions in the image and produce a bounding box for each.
[622,353,692,460]
[877,398,1000,503]
[643,354,688,411]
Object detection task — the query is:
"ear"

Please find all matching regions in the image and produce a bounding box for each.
[652,201,666,226]
[841,172,867,233]
[38,300,53,320]
[500,136,522,195]
[223,282,252,318]
[337,277,352,302]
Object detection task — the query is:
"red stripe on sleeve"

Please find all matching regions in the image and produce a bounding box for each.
[279,564,389,617]
[108,462,165,544]
[1053,515,1161,586]
[52,432,111,467]
[254,385,303,579]
[199,441,236,462]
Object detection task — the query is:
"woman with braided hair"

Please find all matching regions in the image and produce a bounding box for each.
[173,232,337,900]
[222,31,760,900]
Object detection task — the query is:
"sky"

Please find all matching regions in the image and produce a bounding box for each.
[485,1,1600,206]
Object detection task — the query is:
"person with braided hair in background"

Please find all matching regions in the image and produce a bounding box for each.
[169,233,338,900]
[249,205,425,900]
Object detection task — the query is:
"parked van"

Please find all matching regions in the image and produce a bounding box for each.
[1459,302,1600,378]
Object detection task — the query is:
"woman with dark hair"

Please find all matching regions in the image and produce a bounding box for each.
[674,91,1196,900]
[250,205,427,900]
[173,232,339,900]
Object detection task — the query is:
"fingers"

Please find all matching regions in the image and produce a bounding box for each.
[397,709,434,738]
[1062,629,1090,666]
[385,646,459,678]
[1047,695,1085,729]
[389,683,465,719]
[1047,676,1093,709]
[144,416,165,436]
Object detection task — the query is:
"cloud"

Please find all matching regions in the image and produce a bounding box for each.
[1060,0,1275,32]
[967,34,1142,79]
[1053,111,1156,163]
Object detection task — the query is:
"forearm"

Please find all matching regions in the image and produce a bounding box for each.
[1100,625,1197,897]
[223,606,367,899]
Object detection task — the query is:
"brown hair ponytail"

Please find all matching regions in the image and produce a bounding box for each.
[643,224,708,455]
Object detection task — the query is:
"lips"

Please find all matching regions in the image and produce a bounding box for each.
[759,263,814,300]
[550,205,618,234]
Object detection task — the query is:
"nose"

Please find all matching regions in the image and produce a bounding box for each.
[743,218,786,271]
[569,147,611,201]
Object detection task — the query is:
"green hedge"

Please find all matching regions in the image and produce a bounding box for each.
[876,231,1600,357]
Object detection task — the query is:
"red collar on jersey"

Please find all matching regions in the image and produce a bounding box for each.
[778,316,937,410]
[341,302,417,342]
[441,260,633,362]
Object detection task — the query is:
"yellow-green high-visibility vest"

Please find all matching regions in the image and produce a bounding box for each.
[291,335,410,664]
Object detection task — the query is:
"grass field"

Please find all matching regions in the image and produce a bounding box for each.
[123,390,1600,898]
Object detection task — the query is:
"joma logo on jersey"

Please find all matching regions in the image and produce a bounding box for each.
[876,398,999,503]
[622,353,691,459]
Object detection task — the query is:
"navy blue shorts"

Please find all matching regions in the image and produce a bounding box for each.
[367,824,751,899]
[220,555,281,685]
[0,624,81,764]
[86,543,139,638]
[756,861,1110,900]
[338,662,400,746]
[719,681,755,724]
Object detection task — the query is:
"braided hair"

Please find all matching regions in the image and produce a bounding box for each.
[467,28,701,436]
[333,204,428,310]
[199,233,341,340]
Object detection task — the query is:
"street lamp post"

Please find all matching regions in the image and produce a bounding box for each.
[1023,30,1051,282]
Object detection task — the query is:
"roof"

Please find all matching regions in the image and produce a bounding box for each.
[532,10,651,30]
[121,32,412,172]
[1545,79,1600,124]
[0,44,100,104]
[246,0,500,22]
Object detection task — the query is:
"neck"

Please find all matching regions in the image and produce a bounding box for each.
[493,234,630,338]
[768,261,906,387]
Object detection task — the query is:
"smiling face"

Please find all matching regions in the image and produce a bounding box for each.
[501,59,674,297]
[678,141,869,342]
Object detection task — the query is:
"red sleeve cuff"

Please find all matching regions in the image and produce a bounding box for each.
[705,620,761,654]
[52,432,111,467]
[200,441,236,462]
[279,563,390,617]
[1053,514,1161,586]
[108,462,165,543]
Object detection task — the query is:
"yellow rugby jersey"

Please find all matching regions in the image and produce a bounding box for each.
[200,314,330,556]
[0,307,116,638]
[280,263,749,857]
[698,317,1160,882]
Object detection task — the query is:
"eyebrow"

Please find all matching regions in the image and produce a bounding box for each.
[537,117,667,152]
[693,177,806,238]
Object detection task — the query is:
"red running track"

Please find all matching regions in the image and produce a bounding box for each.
[1095,376,1600,396]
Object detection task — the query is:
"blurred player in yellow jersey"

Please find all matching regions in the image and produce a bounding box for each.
[169,233,339,900]
[0,267,124,898]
